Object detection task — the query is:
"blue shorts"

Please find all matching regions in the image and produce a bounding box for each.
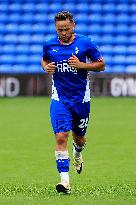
[50,99,90,136]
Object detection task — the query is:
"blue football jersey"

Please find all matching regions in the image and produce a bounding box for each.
[42,34,102,103]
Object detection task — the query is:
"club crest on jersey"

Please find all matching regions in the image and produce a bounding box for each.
[56,60,77,74]
[75,47,79,54]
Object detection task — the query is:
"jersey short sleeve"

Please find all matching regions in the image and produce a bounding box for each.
[42,41,51,61]
[86,38,102,62]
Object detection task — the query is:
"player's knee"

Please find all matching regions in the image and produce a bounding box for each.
[74,136,86,147]
[56,132,69,145]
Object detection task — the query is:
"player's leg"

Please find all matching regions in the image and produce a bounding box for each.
[55,131,71,193]
[50,100,72,193]
[72,101,90,174]
[72,133,86,174]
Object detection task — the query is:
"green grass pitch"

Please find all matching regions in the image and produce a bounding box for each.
[0,97,136,205]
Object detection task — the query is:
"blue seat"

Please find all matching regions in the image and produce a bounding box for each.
[0,54,15,64]
[2,45,15,54]
[29,55,40,64]
[76,3,89,13]
[32,23,47,34]
[75,14,90,24]
[129,25,136,35]
[88,14,101,24]
[88,24,101,34]
[22,3,35,12]
[127,46,136,55]
[112,45,127,55]
[75,24,88,35]
[100,45,113,55]
[8,3,21,12]
[128,35,136,45]
[0,14,8,23]
[31,34,45,44]
[102,3,116,13]
[17,34,31,44]
[16,45,30,54]
[112,66,126,73]
[100,35,114,45]
[102,24,114,34]
[0,24,5,34]
[0,65,12,73]
[115,35,127,45]
[48,24,56,34]
[115,24,128,35]
[27,65,43,73]
[35,3,49,13]
[0,3,8,12]
[126,66,136,73]
[130,3,136,14]
[15,55,28,64]
[48,3,62,13]
[89,3,102,13]
[102,14,115,24]
[116,3,129,13]
[19,24,32,34]
[116,14,129,23]
[30,45,42,54]
[21,14,34,23]
[4,34,18,44]
[5,24,18,34]
[62,3,76,13]
[103,54,112,65]
[126,55,136,66]
[112,55,126,66]
[34,13,49,23]
[130,14,136,23]
[8,13,21,23]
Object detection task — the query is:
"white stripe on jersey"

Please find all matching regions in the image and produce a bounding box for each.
[82,78,90,103]
[51,77,59,101]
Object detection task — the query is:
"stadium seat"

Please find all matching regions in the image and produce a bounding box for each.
[126,66,136,73]
[127,46,136,55]
[29,45,42,54]
[48,3,62,13]
[21,14,34,23]
[102,14,115,24]
[8,3,22,12]
[102,3,116,13]
[15,45,30,54]
[112,66,126,73]
[1,55,15,64]
[5,24,19,34]
[75,14,90,24]
[4,34,18,44]
[112,45,127,55]
[62,3,76,13]
[76,3,89,13]
[2,45,15,54]
[8,13,21,23]
[0,14,8,23]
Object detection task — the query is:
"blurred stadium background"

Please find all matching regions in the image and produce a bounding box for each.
[0,0,136,97]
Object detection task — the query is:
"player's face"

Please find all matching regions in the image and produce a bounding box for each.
[55,19,75,43]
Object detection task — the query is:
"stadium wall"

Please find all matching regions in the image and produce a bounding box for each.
[1,74,136,97]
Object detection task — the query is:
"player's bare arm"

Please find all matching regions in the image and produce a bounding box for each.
[41,58,56,74]
[68,55,105,72]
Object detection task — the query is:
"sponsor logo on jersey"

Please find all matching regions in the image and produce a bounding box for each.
[56,60,77,74]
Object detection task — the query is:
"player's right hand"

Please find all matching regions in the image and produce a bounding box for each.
[43,62,56,74]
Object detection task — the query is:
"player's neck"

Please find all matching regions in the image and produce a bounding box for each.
[59,34,75,45]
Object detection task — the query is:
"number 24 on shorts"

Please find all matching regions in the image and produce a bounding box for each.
[78,118,89,129]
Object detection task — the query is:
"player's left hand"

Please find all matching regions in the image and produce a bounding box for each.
[68,55,83,69]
